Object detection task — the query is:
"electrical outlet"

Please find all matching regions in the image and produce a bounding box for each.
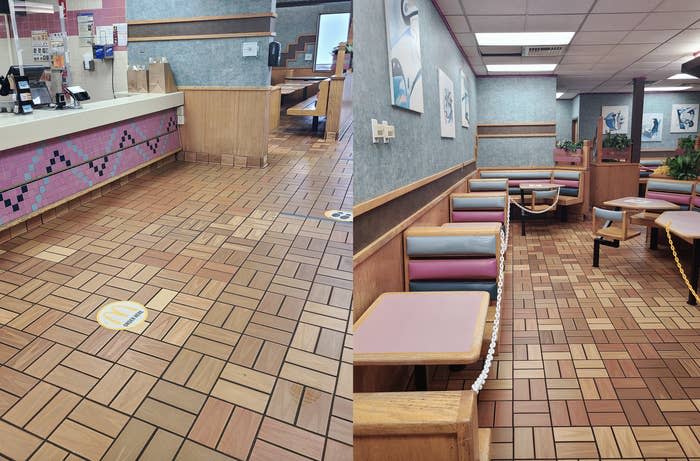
[372,119,395,143]
[305,53,313,61]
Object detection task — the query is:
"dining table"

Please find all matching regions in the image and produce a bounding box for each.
[655,211,700,305]
[603,196,680,249]
[354,291,489,391]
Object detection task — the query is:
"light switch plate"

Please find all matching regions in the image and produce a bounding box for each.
[242,41,259,57]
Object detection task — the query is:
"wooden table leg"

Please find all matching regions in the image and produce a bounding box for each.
[689,239,699,306]
[415,365,427,391]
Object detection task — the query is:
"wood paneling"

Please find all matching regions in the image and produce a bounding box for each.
[324,76,346,141]
[179,87,273,168]
[477,122,556,138]
[590,162,640,207]
[269,87,281,131]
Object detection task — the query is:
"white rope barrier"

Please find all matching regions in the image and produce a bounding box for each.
[509,187,561,215]
[471,200,510,393]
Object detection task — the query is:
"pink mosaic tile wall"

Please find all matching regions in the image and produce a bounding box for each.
[0,0,126,51]
[0,108,180,226]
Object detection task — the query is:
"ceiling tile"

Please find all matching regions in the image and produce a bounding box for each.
[462,46,481,57]
[455,33,477,47]
[460,0,526,15]
[635,11,700,29]
[621,29,679,43]
[471,65,488,75]
[435,0,464,15]
[482,55,525,64]
[468,15,525,32]
[592,0,663,13]
[607,43,658,55]
[566,44,616,55]
[445,15,470,33]
[655,0,700,11]
[581,13,647,31]
[526,0,595,14]
[525,14,585,31]
[560,54,602,64]
[571,31,627,45]
[597,54,640,64]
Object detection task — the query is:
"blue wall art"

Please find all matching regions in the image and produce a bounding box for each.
[438,68,455,138]
[460,69,470,128]
[385,0,424,113]
[601,105,629,134]
[642,113,663,142]
[670,104,698,133]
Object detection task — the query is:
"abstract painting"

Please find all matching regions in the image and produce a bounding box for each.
[642,113,663,142]
[460,69,470,128]
[385,0,423,113]
[438,68,455,138]
[671,104,698,133]
[601,105,629,134]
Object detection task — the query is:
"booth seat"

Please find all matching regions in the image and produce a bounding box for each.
[467,178,508,192]
[404,226,501,299]
[640,158,664,179]
[477,169,585,214]
[450,192,508,224]
[645,178,693,210]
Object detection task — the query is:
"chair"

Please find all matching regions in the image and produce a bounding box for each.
[286,78,330,131]
[592,207,640,267]
[530,189,558,213]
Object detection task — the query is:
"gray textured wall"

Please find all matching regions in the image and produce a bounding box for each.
[275,2,351,68]
[476,76,556,167]
[578,92,700,149]
[127,0,274,86]
[353,0,477,203]
[556,99,573,141]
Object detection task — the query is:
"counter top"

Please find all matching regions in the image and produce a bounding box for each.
[1,92,184,151]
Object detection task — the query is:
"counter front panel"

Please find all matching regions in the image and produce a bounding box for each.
[0,108,180,227]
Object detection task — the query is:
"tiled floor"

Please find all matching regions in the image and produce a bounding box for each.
[430,217,700,460]
[0,117,353,461]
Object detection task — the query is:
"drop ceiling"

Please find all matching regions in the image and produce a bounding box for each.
[433,0,700,97]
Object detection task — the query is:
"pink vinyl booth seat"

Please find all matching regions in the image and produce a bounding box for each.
[449,192,508,225]
[403,225,504,355]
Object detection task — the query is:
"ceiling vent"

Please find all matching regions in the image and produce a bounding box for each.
[522,46,565,57]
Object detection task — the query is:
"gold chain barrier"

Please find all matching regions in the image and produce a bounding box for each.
[665,222,700,304]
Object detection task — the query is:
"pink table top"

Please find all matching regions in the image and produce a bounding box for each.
[604,196,680,211]
[354,291,489,366]
[655,211,700,241]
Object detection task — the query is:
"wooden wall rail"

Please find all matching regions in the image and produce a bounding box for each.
[477,122,556,138]
[128,13,276,42]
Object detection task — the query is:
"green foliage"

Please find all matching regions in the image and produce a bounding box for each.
[678,135,697,155]
[602,133,631,151]
[667,151,700,180]
[555,139,583,152]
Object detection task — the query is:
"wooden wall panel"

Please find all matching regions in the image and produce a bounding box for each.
[179,87,272,167]
[271,67,333,85]
[590,163,640,207]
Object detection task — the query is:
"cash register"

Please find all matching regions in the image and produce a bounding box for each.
[0,65,52,113]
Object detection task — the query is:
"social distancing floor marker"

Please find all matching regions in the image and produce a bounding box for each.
[96,301,148,330]
[324,210,353,222]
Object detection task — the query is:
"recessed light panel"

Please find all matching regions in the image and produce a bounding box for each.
[668,73,698,80]
[486,64,558,73]
[645,86,692,92]
[475,32,575,47]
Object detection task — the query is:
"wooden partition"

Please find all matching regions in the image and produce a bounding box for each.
[179,86,274,168]
[271,67,332,85]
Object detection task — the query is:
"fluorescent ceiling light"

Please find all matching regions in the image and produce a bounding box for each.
[487,64,557,73]
[556,92,564,98]
[475,32,575,47]
[668,73,698,80]
[645,86,691,92]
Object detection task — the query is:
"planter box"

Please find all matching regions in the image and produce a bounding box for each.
[553,148,583,165]
[601,146,631,162]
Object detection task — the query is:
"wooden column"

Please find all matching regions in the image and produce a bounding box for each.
[631,77,645,163]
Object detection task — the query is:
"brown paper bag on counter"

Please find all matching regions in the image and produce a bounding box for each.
[127,69,149,93]
[148,63,177,93]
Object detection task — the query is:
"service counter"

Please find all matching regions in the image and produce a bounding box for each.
[0,92,184,230]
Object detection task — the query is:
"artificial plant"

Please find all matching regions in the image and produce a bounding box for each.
[555,140,583,152]
[678,135,697,155]
[666,150,700,180]
[602,133,631,151]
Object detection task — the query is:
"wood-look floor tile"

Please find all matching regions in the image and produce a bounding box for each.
[68,399,129,437]
[3,381,59,427]
[188,397,233,448]
[135,398,196,436]
[110,371,157,414]
[139,428,182,461]
[102,418,155,461]
[258,417,325,460]
[25,390,81,437]
[218,406,262,460]
[0,420,42,461]
[49,420,112,460]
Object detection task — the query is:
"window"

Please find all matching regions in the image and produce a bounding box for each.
[314,12,351,72]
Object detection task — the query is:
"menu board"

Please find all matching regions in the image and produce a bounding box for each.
[31,30,50,62]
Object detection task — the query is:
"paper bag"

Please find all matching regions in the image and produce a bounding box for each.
[127,69,149,93]
[148,63,177,93]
